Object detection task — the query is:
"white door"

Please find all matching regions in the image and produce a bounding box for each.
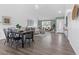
[56,19,64,33]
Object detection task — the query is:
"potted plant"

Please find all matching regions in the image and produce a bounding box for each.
[16,24,21,29]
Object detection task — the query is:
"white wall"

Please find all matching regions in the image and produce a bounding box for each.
[0,4,28,27]
[64,8,79,54]
[68,17,79,55]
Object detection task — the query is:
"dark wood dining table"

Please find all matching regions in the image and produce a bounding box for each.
[14,30,26,48]
[14,30,34,48]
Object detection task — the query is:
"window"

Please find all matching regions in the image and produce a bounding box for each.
[27,20,34,27]
[42,21,51,28]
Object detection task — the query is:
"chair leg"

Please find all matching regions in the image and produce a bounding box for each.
[15,40,21,49]
[29,39,32,47]
[32,37,34,42]
[10,40,14,47]
[25,39,27,44]
[32,39,33,42]
[4,39,10,45]
[4,40,7,45]
[15,40,18,49]
[28,40,30,47]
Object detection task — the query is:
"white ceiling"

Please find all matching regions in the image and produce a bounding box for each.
[23,4,73,20]
[0,4,73,20]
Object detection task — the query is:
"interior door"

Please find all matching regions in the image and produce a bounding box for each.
[56,19,64,33]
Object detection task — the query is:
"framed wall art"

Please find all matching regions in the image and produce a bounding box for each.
[2,16,11,24]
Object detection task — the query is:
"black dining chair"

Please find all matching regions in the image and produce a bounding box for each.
[3,28,23,48]
[9,30,23,48]
[3,28,12,45]
[23,31,34,46]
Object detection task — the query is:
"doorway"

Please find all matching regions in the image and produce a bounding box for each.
[56,19,64,33]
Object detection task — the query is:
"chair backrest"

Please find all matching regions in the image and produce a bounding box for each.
[26,27,31,31]
[8,28,19,38]
[3,29,7,37]
[3,28,14,38]
[3,28,21,40]
[24,31,33,39]
[31,27,35,32]
[3,28,10,40]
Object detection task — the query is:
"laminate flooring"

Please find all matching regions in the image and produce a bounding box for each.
[0,32,75,55]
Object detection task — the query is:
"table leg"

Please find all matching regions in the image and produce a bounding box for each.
[22,35,24,48]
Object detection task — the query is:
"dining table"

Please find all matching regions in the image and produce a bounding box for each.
[13,29,34,48]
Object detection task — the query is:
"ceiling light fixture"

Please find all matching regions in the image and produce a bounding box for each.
[58,10,62,14]
[35,4,39,9]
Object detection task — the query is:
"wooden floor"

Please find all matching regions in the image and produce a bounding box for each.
[0,32,75,55]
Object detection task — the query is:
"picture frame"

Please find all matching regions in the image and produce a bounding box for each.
[2,16,11,24]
